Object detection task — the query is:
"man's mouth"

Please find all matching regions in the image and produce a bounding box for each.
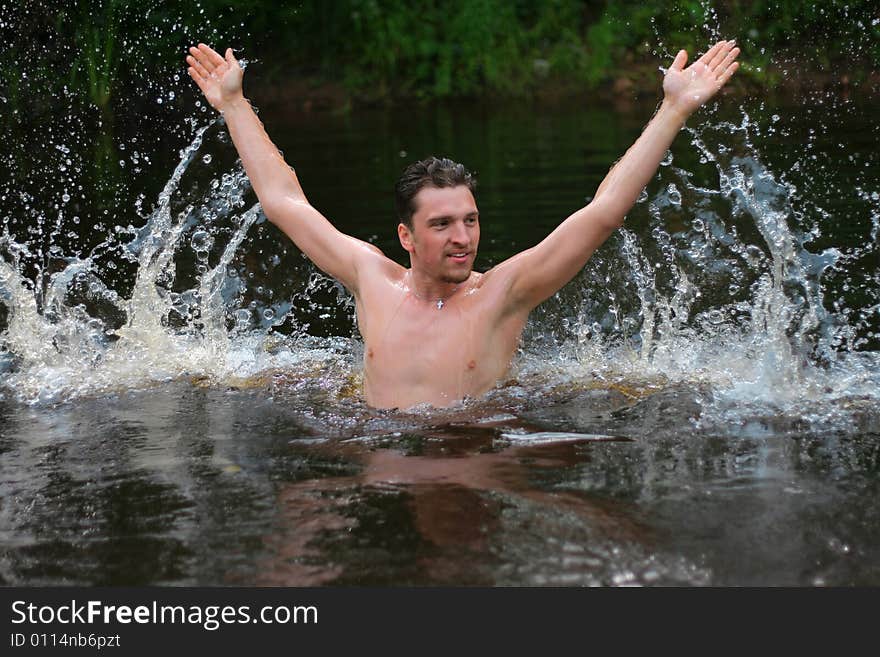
[447,252,470,262]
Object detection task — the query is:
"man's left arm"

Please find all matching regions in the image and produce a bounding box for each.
[501,40,739,311]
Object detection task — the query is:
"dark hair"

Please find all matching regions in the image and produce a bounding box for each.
[394,156,477,228]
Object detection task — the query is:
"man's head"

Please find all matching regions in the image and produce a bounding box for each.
[395,157,480,285]
[394,156,477,230]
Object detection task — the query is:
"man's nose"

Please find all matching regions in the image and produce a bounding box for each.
[449,221,470,245]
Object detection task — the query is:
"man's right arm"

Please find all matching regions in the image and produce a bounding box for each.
[186,44,379,293]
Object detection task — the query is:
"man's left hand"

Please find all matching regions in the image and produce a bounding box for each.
[662,40,740,120]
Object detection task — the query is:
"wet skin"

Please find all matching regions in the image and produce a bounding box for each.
[186,41,740,408]
[356,185,528,408]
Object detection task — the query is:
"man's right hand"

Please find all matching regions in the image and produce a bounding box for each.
[186,43,244,112]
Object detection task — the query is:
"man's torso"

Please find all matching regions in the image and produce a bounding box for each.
[354,264,526,408]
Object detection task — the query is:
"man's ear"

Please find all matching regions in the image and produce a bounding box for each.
[398,222,414,253]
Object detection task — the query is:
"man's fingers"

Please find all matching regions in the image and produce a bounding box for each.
[715,47,740,78]
[187,54,210,80]
[189,46,215,74]
[716,61,739,87]
[198,42,226,69]
[707,40,733,70]
[696,40,725,66]
[187,67,209,95]
[670,49,688,72]
[225,48,238,68]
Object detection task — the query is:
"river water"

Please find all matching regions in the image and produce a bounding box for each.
[1,78,879,584]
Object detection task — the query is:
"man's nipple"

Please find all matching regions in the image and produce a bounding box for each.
[368,347,374,359]
[467,359,476,370]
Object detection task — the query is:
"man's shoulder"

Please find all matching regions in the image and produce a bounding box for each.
[356,251,405,290]
[473,257,521,294]
[471,256,537,320]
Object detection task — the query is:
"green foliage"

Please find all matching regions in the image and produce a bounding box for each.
[306,0,530,98]
[63,0,124,113]
[272,0,880,100]
[4,1,878,108]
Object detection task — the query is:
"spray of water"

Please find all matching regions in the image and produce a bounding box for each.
[1,3,878,435]
[501,4,880,433]
[539,113,880,431]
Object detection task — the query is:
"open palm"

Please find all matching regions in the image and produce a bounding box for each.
[663,40,740,117]
[186,43,243,111]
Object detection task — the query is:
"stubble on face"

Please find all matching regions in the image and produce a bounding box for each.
[441,268,472,285]
[405,185,480,287]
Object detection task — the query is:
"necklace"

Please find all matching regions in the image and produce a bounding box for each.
[407,272,461,310]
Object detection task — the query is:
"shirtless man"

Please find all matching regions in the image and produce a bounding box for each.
[186,40,739,409]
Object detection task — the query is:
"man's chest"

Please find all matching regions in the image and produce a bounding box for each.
[353,277,526,406]
[364,303,486,381]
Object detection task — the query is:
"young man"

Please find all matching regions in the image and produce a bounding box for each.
[186,40,739,409]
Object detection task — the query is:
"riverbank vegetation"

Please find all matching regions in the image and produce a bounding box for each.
[205,0,880,107]
[4,0,879,115]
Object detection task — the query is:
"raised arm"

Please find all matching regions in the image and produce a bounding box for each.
[186,44,381,293]
[501,40,740,311]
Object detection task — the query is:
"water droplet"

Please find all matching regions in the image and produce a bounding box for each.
[202,154,212,164]
[191,230,212,252]
[707,310,725,325]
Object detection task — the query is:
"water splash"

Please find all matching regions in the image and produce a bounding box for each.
[2,102,878,433]
[528,111,880,432]
[0,122,356,404]
[0,4,878,439]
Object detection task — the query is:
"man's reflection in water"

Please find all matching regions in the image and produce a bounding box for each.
[254,426,647,585]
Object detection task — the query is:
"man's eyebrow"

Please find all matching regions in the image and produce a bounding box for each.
[429,211,479,219]
[425,211,479,224]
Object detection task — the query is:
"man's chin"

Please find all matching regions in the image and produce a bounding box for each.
[442,269,472,285]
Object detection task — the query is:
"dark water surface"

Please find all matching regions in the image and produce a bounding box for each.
[1,96,879,586]
[3,379,879,586]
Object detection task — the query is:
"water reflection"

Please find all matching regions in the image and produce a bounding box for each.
[4,380,877,585]
[257,424,650,586]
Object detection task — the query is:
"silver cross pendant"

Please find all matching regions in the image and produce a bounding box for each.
[436,299,444,310]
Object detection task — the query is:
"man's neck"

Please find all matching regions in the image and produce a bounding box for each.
[406,268,469,305]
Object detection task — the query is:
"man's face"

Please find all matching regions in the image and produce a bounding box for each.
[399,185,480,284]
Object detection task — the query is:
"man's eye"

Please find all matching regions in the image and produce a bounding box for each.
[465,217,477,225]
